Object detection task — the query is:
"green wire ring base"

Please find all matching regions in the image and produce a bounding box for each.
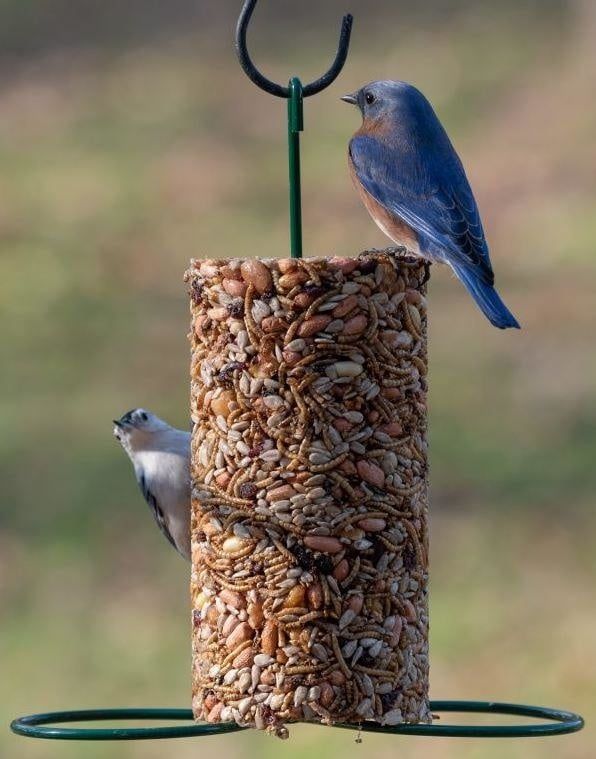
[10,701,584,741]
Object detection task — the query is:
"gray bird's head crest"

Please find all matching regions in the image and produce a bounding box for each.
[113,408,170,449]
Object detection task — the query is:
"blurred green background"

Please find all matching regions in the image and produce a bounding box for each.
[1,0,594,756]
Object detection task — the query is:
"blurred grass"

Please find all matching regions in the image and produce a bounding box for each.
[1,1,595,757]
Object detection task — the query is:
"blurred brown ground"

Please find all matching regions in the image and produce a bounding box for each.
[1,1,594,757]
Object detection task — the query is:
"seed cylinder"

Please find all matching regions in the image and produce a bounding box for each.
[186,250,430,737]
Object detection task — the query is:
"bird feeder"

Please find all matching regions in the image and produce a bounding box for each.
[10,0,584,744]
[187,251,431,736]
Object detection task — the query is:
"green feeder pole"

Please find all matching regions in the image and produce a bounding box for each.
[287,77,304,259]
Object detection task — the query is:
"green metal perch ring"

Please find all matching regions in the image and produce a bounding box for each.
[10,701,584,741]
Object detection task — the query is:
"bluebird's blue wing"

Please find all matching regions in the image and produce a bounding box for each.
[349,134,494,284]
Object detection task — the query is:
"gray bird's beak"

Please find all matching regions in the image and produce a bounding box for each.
[113,419,123,428]
[341,92,358,105]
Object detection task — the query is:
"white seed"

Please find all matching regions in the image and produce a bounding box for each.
[236,440,250,456]
[286,338,306,351]
[312,643,328,661]
[307,686,321,701]
[249,378,263,395]
[312,376,332,391]
[339,609,356,630]
[238,697,252,717]
[238,671,252,693]
[376,682,394,695]
[326,319,344,333]
[309,451,330,465]
[237,330,249,349]
[318,300,339,311]
[356,697,372,716]
[345,410,364,423]
[348,352,365,364]
[233,523,251,539]
[366,383,380,399]
[251,300,270,323]
[332,442,350,456]
[270,694,285,710]
[238,372,250,395]
[260,449,280,462]
[383,709,403,726]
[267,412,285,428]
[253,653,274,667]
[342,639,357,657]
[333,361,363,378]
[369,639,383,658]
[263,394,284,410]
[293,686,308,707]
[360,674,374,696]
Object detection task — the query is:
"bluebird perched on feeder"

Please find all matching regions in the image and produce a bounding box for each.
[342,80,519,329]
[113,409,191,560]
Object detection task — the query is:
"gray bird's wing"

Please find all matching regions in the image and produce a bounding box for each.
[136,470,178,552]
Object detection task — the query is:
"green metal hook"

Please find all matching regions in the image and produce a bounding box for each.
[235,1,354,259]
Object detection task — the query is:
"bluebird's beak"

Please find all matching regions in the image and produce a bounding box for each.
[341,92,358,105]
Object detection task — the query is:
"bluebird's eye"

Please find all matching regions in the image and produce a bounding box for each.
[139,411,148,422]
[365,92,376,105]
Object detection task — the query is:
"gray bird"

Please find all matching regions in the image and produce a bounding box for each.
[113,408,191,560]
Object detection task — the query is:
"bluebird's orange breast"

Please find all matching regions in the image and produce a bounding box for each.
[348,154,421,256]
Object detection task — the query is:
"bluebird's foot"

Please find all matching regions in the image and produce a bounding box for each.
[422,261,432,285]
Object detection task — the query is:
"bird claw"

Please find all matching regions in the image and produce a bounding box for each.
[421,261,432,286]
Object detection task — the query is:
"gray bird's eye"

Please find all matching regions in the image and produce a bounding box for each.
[139,411,148,421]
[365,91,376,105]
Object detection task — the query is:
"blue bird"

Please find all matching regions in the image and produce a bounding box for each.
[342,80,520,329]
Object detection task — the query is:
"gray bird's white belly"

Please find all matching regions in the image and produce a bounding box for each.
[140,449,191,560]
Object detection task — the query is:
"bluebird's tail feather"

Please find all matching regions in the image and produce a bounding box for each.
[451,263,520,330]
